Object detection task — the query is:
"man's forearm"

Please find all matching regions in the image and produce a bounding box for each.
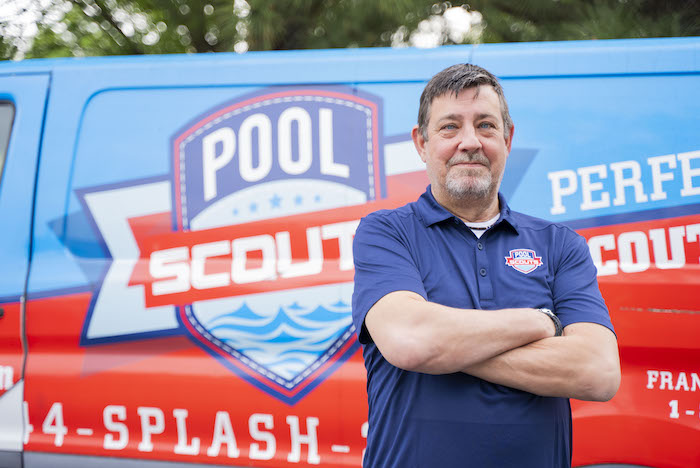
[462,322,621,401]
[365,291,557,374]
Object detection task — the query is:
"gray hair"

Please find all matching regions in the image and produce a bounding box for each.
[417,63,513,141]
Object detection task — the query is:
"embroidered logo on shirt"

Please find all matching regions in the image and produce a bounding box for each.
[505,249,543,274]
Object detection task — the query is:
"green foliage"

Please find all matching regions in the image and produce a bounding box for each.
[0,38,18,61]
[9,0,437,58]
[2,0,698,60]
[243,0,434,51]
[469,0,700,43]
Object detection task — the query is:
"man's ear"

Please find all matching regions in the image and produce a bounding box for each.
[505,124,515,153]
[411,125,427,163]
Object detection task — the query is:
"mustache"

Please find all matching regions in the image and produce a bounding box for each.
[447,152,490,168]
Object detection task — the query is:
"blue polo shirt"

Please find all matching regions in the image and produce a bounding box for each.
[351,186,614,468]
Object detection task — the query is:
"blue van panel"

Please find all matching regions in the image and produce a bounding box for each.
[19,38,700,296]
[0,73,49,299]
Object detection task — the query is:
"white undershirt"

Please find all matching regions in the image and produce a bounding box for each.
[464,213,500,239]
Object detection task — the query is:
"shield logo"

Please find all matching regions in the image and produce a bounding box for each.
[505,248,543,274]
[170,86,385,404]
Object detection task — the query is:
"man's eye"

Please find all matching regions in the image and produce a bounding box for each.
[478,122,496,129]
[441,124,458,130]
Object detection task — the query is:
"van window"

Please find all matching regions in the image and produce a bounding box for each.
[0,102,15,184]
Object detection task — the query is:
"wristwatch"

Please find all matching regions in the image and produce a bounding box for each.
[538,308,563,337]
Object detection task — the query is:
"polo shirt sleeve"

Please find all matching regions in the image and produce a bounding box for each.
[551,229,615,334]
[351,212,427,344]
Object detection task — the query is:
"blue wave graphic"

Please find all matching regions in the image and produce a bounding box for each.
[202,300,352,381]
[208,303,267,323]
[209,307,318,335]
[299,305,349,323]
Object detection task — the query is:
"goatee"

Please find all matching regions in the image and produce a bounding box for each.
[444,152,495,199]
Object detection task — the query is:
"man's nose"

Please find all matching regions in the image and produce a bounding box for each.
[457,127,482,152]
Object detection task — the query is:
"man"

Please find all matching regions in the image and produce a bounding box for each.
[351,64,620,468]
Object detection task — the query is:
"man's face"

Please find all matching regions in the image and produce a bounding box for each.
[412,85,513,203]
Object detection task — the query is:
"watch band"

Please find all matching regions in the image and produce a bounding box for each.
[538,308,563,337]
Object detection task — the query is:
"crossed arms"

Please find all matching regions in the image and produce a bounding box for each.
[364,290,621,402]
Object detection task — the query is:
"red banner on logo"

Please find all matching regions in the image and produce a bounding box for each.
[128,196,416,308]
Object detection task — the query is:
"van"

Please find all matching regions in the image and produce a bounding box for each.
[0,37,698,467]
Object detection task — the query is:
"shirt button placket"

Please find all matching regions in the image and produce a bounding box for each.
[476,240,493,300]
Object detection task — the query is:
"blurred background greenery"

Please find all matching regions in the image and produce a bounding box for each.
[1,0,699,60]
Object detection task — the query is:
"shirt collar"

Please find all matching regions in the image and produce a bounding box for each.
[417,185,519,233]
